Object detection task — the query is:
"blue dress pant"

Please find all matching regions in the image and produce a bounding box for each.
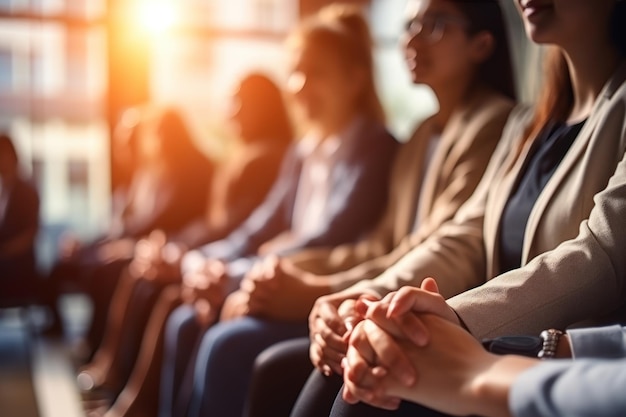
[159,304,203,417]
[188,316,309,417]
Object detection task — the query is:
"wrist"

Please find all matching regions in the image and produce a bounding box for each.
[469,355,535,417]
[538,329,564,360]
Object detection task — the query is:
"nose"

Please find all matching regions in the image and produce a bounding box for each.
[404,27,428,52]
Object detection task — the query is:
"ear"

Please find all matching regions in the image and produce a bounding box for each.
[469,31,495,64]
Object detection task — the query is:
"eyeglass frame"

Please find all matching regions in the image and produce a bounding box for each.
[404,13,471,44]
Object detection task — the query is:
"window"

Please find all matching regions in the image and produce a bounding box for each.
[0,0,109,269]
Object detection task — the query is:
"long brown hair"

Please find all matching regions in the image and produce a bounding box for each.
[288,3,386,124]
[236,72,293,146]
[522,48,573,147]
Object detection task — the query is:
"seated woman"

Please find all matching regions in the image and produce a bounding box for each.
[157,5,402,417]
[77,73,294,410]
[343,294,626,417]
[45,107,213,339]
[0,133,39,304]
[293,0,626,416]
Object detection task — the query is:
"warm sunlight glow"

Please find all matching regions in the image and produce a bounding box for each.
[135,0,179,37]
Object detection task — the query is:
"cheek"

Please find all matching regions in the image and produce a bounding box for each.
[428,44,471,78]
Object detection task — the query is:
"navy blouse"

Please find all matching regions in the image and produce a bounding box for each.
[498,119,586,274]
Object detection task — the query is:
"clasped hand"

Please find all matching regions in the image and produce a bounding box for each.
[340,278,472,411]
[181,259,229,326]
[128,230,184,282]
[236,256,320,321]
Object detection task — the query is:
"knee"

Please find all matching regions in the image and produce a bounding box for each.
[165,304,198,342]
[194,320,255,370]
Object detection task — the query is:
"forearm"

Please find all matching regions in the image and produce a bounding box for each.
[568,325,626,358]
[348,231,486,301]
[382,342,537,417]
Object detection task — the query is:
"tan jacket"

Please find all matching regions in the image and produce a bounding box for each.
[353,62,626,339]
[289,88,514,289]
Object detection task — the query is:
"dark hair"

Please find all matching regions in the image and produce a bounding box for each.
[452,0,517,101]
[0,133,19,164]
[289,3,386,124]
[610,0,626,57]
[156,108,211,179]
[236,72,293,145]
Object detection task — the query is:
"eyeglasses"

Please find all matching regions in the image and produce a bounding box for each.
[404,14,470,44]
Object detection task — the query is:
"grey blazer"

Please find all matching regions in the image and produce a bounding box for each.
[351,61,626,339]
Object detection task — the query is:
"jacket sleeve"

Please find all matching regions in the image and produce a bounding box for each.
[198,146,299,260]
[124,166,212,239]
[219,146,289,235]
[510,359,626,417]
[273,126,399,255]
[568,325,626,359]
[346,107,526,299]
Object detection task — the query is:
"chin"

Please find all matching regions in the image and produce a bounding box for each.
[523,21,558,45]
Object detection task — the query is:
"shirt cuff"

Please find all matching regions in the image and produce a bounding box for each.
[509,361,571,417]
[568,325,626,359]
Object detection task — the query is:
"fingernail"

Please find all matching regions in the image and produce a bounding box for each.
[322,365,332,377]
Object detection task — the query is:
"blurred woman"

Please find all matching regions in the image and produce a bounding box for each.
[45,107,213,338]
[156,5,401,417]
[78,73,295,417]
[0,133,39,303]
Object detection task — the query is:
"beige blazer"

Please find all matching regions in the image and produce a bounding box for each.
[288,88,514,288]
[353,62,626,339]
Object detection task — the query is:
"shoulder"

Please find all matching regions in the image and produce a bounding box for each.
[596,62,626,131]
[462,90,516,132]
[355,119,399,158]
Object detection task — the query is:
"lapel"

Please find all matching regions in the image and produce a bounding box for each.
[414,120,451,228]
[393,120,437,242]
[416,89,493,229]
[521,62,626,262]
